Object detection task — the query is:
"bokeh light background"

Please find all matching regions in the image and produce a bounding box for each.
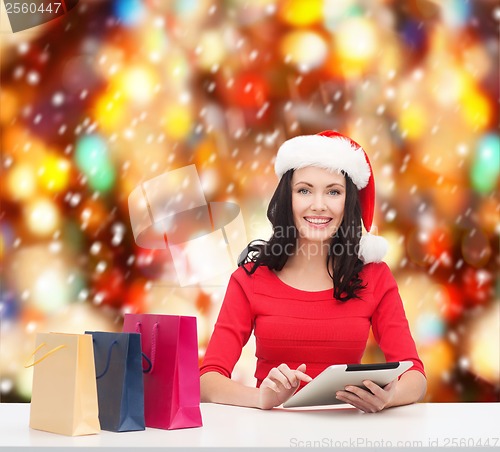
[0,0,499,403]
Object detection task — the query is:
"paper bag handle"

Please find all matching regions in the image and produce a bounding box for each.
[92,338,152,376]
[24,343,66,368]
[95,340,118,379]
[142,352,152,373]
[135,321,159,373]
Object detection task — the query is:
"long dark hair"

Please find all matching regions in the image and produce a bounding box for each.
[238,169,366,301]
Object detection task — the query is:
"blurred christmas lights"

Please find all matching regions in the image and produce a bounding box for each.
[0,0,498,403]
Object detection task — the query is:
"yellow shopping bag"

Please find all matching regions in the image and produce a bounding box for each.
[25,332,100,436]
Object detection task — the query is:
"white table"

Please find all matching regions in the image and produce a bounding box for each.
[1,402,499,448]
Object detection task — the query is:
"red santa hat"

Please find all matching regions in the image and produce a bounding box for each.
[274,130,387,264]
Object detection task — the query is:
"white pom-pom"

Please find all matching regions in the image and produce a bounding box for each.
[358,233,388,264]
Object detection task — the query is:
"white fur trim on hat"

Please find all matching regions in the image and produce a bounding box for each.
[358,233,388,264]
[275,135,371,189]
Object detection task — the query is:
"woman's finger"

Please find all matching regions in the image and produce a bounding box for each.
[291,363,313,386]
[276,364,295,389]
[261,377,281,393]
[337,383,388,413]
[345,384,379,400]
[336,391,373,413]
[268,367,292,389]
[294,370,313,382]
[362,380,389,397]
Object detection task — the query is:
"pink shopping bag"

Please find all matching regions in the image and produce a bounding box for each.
[122,314,202,430]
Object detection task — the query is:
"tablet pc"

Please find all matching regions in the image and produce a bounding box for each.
[282,361,413,408]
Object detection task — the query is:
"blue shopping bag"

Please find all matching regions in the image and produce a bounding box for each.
[85,331,146,432]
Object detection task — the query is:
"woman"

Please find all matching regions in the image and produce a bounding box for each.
[200,130,427,412]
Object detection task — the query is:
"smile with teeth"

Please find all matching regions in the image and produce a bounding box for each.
[304,217,332,225]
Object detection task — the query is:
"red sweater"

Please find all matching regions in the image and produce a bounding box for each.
[200,262,425,387]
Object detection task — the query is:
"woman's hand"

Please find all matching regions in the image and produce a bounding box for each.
[258,363,312,410]
[335,379,398,413]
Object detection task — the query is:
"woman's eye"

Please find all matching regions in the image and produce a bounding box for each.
[298,188,310,194]
[328,190,340,196]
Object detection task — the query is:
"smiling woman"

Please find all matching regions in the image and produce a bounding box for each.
[291,167,346,244]
[199,130,427,413]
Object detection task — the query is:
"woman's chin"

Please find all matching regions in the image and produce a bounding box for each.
[297,234,334,248]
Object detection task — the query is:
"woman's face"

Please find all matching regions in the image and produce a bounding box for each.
[291,166,346,246]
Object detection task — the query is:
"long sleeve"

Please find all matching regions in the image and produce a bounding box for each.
[370,263,426,377]
[200,269,254,379]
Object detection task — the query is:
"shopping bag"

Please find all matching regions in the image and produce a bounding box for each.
[85,331,145,432]
[122,313,203,430]
[25,332,100,436]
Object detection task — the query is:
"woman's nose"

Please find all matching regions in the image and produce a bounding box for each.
[310,195,326,211]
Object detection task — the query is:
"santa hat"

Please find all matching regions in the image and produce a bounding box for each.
[274,130,388,264]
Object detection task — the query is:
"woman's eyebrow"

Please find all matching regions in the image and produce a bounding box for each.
[294,181,345,188]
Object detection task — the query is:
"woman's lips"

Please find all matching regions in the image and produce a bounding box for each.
[304,216,332,228]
